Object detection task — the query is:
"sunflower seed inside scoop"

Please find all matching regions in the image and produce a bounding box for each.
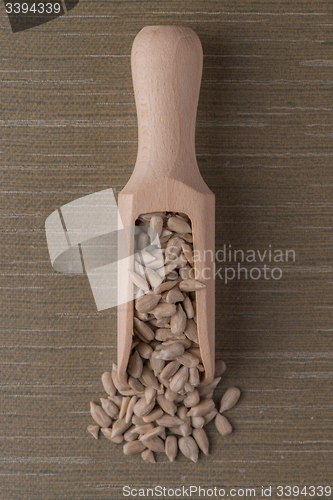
[179,279,205,292]
[149,303,177,319]
[182,295,194,319]
[135,342,153,359]
[170,304,187,334]
[135,293,161,314]
[127,351,143,379]
[146,267,163,288]
[154,342,185,361]
[128,270,149,291]
[167,217,192,234]
[133,318,155,342]
[166,288,184,304]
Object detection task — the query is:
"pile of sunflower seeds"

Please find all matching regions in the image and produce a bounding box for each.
[87,212,241,462]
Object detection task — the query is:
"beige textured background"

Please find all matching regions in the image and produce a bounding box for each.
[1,1,333,499]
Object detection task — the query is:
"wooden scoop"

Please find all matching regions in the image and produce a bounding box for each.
[117,26,215,386]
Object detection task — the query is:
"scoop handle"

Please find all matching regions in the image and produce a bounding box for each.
[130,26,203,185]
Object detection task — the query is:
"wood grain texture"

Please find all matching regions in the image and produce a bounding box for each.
[1,1,333,499]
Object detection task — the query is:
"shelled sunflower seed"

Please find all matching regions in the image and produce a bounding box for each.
[87,212,241,462]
